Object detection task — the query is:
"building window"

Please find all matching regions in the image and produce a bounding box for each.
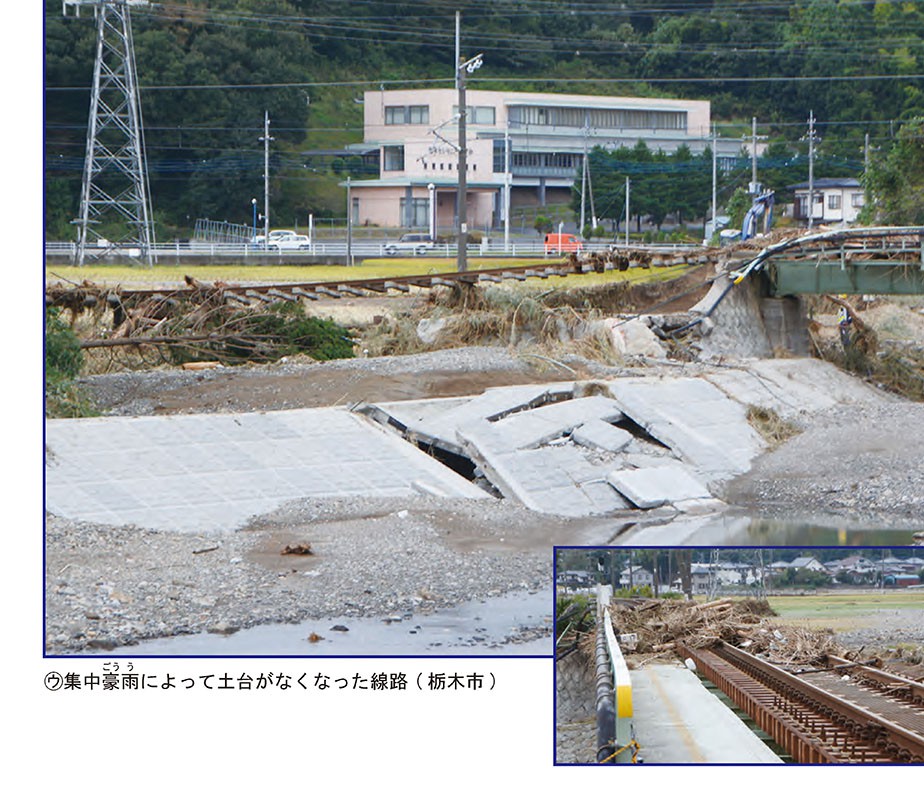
[493,139,507,173]
[384,106,406,125]
[851,192,865,208]
[828,194,841,210]
[352,197,359,225]
[400,197,429,228]
[508,104,687,131]
[407,105,429,124]
[385,105,429,125]
[383,145,405,171]
[452,105,496,125]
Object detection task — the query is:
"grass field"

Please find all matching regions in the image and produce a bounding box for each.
[767,589,924,633]
[45,259,692,290]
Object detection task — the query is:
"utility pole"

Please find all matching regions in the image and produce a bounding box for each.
[504,122,511,253]
[624,177,630,247]
[260,111,274,249]
[456,52,483,273]
[346,176,352,266]
[580,147,587,235]
[806,110,819,229]
[711,123,717,241]
[454,11,460,90]
[751,116,759,193]
[65,0,156,266]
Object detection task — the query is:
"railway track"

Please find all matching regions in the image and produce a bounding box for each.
[679,641,924,764]
[44,258,648,311]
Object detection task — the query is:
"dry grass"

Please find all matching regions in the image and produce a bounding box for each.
[45,260,692,290]
[746,405,802,447]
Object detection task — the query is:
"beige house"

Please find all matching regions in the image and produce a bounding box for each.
[347,88,740,232]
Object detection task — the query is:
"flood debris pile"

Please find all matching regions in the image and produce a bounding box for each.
[46,278,355,369]
[605,596,844,666]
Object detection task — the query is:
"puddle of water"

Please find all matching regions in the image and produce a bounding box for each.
[108,589,553,657]
[617,508,920,546]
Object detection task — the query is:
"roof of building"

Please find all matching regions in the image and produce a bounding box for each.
[788,177,861,190]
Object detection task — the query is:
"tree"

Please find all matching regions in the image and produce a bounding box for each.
[862,118,924,224]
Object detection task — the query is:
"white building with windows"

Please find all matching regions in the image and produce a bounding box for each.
[790,178,865,227]
[347,88,742,232]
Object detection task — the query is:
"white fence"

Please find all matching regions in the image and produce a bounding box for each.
[45,239,700,261]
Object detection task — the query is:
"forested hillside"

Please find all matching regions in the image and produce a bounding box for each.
[44,0,924,237]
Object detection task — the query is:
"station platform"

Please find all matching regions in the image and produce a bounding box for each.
[630,661,783,764]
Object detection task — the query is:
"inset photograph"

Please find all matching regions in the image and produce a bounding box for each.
[555,546,924,765]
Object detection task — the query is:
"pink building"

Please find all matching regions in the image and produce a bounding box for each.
[347,88,738,233]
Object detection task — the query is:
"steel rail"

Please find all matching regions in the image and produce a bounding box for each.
[679,641,924,763]
[44,258,659,308]
[822,655,924,708]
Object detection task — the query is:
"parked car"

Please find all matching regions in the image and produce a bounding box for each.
[384,233,435,256]
[268,233,311,250]
[544,233,583,254]
[251,230,299,245]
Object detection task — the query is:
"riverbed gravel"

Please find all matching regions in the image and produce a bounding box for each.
[45,494,573,654]
[49,346,924,655]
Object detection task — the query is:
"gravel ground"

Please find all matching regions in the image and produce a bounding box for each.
[723,401,924,522]
[50,346,924,655]
[45,494,583,654]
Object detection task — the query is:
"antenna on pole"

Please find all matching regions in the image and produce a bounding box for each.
[64,0,156,266]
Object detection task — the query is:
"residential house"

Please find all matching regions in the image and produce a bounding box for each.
[789,178,865,227]
[619,565,654,589]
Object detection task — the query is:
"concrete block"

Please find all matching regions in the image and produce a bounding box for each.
[608,377,764,479]
[490,395,624,449]
[608,466,711,509]
[571,419,634,454]
[45,407,488,533]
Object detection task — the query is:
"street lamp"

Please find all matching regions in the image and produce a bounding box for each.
[251,198,258,243]
[427,183,436,241]
[457,52,483,273]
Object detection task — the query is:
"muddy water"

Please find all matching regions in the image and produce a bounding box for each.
[108,588,552,657]
[617,508,921,546]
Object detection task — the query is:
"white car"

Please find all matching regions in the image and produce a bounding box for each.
[268,233,311,250]
[384,233,435,256]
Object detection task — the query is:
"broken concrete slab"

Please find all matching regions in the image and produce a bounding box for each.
[607,377,764,480]
[456,424,631,516]
[488,395,624,450]
[571,419,634,454]
[597,317,668,359]
[397,383,574,451]
[608,466,712,509]
[45,407,488,533]
[703,358,889,421]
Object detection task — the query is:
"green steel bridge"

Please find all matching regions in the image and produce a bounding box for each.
[741,226,924,296]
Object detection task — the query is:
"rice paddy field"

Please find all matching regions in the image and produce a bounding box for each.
[767,589,924,634]
[45,258,692,291]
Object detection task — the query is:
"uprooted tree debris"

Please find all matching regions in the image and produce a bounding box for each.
[596,597,846,666]
[45,277,356,368]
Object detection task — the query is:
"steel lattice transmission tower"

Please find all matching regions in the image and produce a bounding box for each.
[64,0,156,266]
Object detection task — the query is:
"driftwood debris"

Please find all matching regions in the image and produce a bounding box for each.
[602,597,845,666]
[281,543,314,556]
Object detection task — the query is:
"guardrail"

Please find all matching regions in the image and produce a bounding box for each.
[596,585,638,764]
[44,240,701,261]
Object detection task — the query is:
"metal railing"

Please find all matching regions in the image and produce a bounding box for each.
[596,585,638,764]
[44,239,700,261]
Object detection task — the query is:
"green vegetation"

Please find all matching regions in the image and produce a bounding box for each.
[227,302,355,362]
[862,118,924,225]
[44,1,924,237]
[556,593,595,649]
[45,308,97,418]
